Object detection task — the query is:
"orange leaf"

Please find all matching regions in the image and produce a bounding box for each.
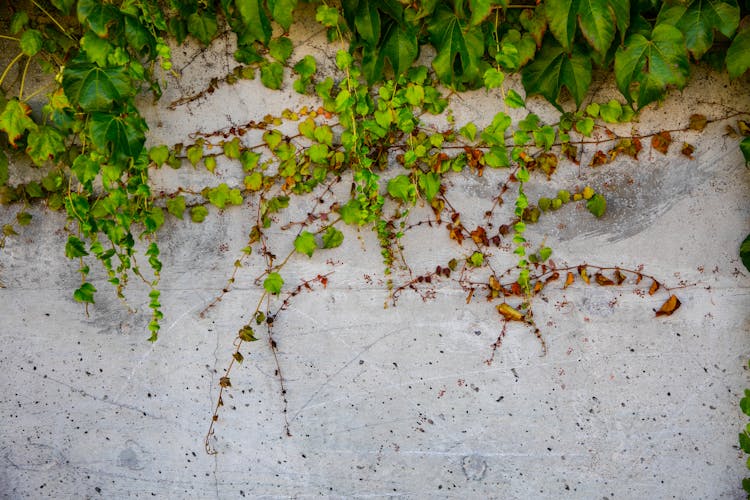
[595,273,614,286]
[471,226,489,246]
[589,150,608,167]
[648,280,660,296]
[655,295,681,317]
[564,272,575,289]
[681,143,695,159]
[497,303,525,321]
[545,272,560,284]
[651,131,671,155]
[614,269,627,285]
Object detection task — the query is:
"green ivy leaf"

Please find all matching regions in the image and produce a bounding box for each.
[71,154,100,184]
[268,0,298,31]
[522,41,591,108]
[73,282,97,304]
[483,145,509,167]
[10,12,29,34]
[315,5,340,27]
[25,181,43,198]
[740,137,750,164]
[468,251,484,267]
[539,246,552,261]
[240,150,261,171]
[207,183,237,209]
[77,0,120,38]
[293,55,316,78]
[20,29,43,56]
[223,137,241,159]
[533,125,556,151]
[65,236,89,258]
[89,111,146,165]
[354,0,381,45]
[546,0,616,54]
[263,130,282,150]
[187,10,217,46]
[186,144,203,166]
[727,21,750,78]
[294,231,316,257]
[166,196,186,219]
[505,89,526,108]
[322,226,344,249]
[469,0,493,26]
[62,63,131,112]
[263,272,284,294]
[26,126,65,166]
[190,205,208,223]
[519,7,547,47]
[244,172,263,191]
[614,24,689,109]
[387,174,416,203]
[376,24,418,80]
[740,233,750,272]
[124,14,155,55]
[308,143,329,163]
[339,199,363,224]
[483,68,505,89]
[657,0,739,59]
[149,145,169,166]
[260,61,284,89]
[428,5,484,85]
[0,99,37,147]
[269,37,293,63]
[586,193,607,217]
[418,172,441,201]
[16,212,32,226]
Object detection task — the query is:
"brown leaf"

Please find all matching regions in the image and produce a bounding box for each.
[219,376,232,388]
[497,303,525,321]
[489,275,502,291]
[655,294,681,317]
[614,269,627,285]
[578,266,590,284]
[689,114,707,131]
[589,150,608,168]
[562,142,579,164]
[564,272,575,289]
[681,143,695,159]
[471,226,489,246]
[648,280,660,296]
[595,273,614,286]
[532,281,544,294]
[651,131,671,155]
[538,152,558,178]
[545,271,560,284]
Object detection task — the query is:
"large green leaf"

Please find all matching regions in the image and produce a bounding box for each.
[0,99,37,147]
[124,14,155,55]
[546,0,616,54]
[614,24,689,108]
[236,0,272,44]
[62,63,131,112]
[657,0,739,59]
[89,112,147,164]
[727,19,750,77]
[380,23,418,77]
[354,0,381,45]
[268,0,297,30]
[428,5,484,85]
[187,10,218,46]
[521,41,592,108]
[26,126,66,166]
[77,0,121,37]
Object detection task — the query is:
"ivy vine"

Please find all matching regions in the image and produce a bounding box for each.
[1,0,750,490]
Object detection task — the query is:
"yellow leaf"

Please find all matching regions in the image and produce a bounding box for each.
[497,303,525,321]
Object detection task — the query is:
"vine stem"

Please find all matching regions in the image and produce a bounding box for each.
[0,52,24,89]
[0,35,19,42]
[18,56,31,100]
[31,0,74,40]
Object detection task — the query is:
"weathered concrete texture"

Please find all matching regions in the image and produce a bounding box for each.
[2,17,750,499]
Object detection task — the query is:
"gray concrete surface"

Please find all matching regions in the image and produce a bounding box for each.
[1,20,750,499]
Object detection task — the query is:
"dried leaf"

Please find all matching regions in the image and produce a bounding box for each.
[655,294,681,317]
[545,272,560,283]
[595,273,614,286]
[233,351,244,363]
[648,280,660,295]
[681,142,695,159]
[689,114,707,131]
[578,266,590,284]
[614,269,627,285]
[489,275,502,291]
[532,281,544,294]
[562,142,579,164]
[471,226,489,246]
[739,120,750,136]
[651,131,671,155]
[589,150,608,167]
[564,272,575,288]
[497,303,525,321]
[219,377,232,388]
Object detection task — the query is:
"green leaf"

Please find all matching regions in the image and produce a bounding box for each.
[0,99,37,147]
[740,233,750,272]
[483,68,505,89]
[263,130,282,150]
[614,24,689,109]
[322,226,344,249]
[308,143,329,163]
[418,172,441,201]
[73,282,97,304]
[223,137,241,159]
[0,151,8,186]
[149,145,169,166]
[166,196,186,219]
[354,0,381,45]
[293,55,316,78]
[428,5,484,85]
[727,21,750,78]
[25,181,43,198]
[20,29,43,56]
[658,0,739,59]
[387,174,416,203]
[65,236,89,258]
[294,231,316,257]
[26,126,65,166]
[10,12,29,34]
[16,212,32,226]
[599,100,623,122]
[380,24,418,78]
[190,205,208,223]
[89,112,146,164]
[522,41,592,109]
[460,122,477,141]
[586,193,607,217]
[539,246,552,261]
[186,144,203,166]
[62,63,131,112]
[575,116,595,136]
[313,125,334,145]
[269,37,293,63]
[469,0,493,26]
[263,272,284,294]
[207,183,235,209]
[339,199,363,224]
[505,89,526,108]
[268,0,297,30]
[483,145,509,167]
[577,0,616,54]
[468,251,484,267]
[244,172,263,190]
[240,150,261,171]
[71,154,100,184]
[533,125,556,150]
[545,0,578,51]
[260,61,284,90]
[741,431,750,453]
[187,10,217,46]
[77,0,120,37]
[741,136,750,164]
[315,5,340,27]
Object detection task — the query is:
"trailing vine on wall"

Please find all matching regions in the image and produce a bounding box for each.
[1,0,750,489]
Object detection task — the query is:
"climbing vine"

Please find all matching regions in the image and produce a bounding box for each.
[1,0,750,489]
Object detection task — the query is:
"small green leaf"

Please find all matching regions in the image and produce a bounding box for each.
[26,126,65,166]
[339,199,363,225]
[263,130,282,150]
[308,143,329,163]
[322,226,344,249]
[539,246,552,261]
[727,22,750,78]
[575,117,595,136]
[0,99,37,147]
[187,10,217,45]
[16,211,32,226]
[459,123,477,141]
[268,0,297,30]
[80,31,113,66]
[166,196,186,219]
[149,145,169,166]
[586,193,607,217]
[505,89,526,108]
[244,172,263,191]
[62,63,131,112]
[20,29,44,56]
[313,125,333,145]
[190,205,208,223]
[468,251,484,267]
[88,111,146,165]
[387,174,415,203]
[260,62,284,90]
[599,100,623,123]
[294,231,316,257]
[263,272,284,294]
[316,5,340,27]
[293,55,316,78]
[483,68,506,89]
[10,12,29,34]
[223,137,241,159]
[418,172,441,201]
[380,24,418,78]
[25,182,43,198]
[740,233,750,272]
[741,137,750,164]
[186,144,203,167]
[483,145,509,168]
[269,37,293,63]
[73,282,97,304]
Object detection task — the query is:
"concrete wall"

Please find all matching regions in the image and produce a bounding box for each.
[1,20,750,499]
